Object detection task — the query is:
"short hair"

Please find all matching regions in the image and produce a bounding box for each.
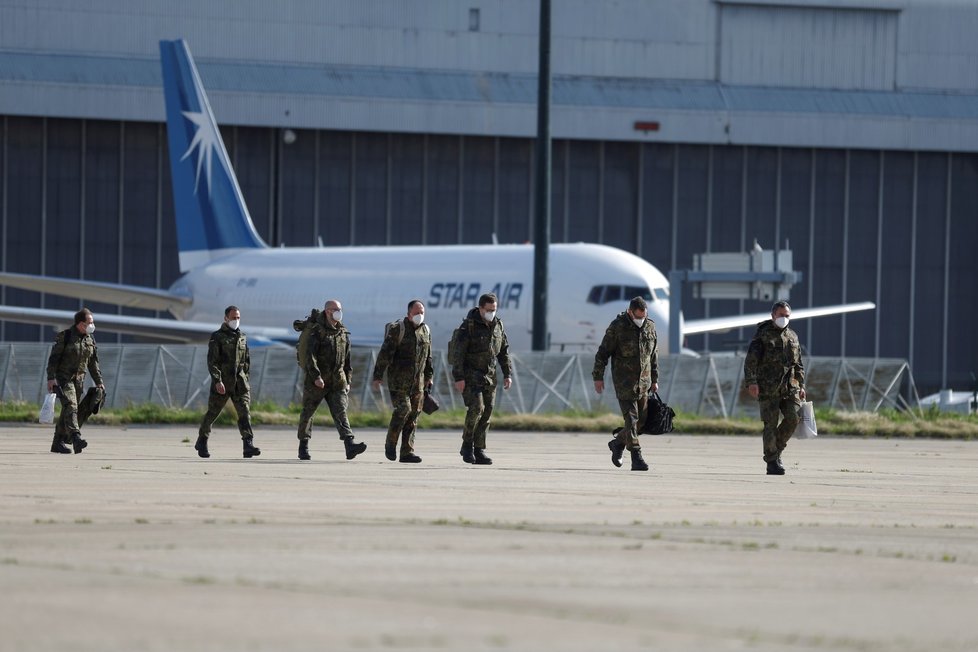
[771,300,791,314]
[73,308,93,325]
[479,293,498,308]
[628,296,648,312]
[407,299,424,312]
[224,305,240,317]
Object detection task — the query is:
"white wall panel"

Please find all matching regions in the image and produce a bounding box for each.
[0,0,716,79]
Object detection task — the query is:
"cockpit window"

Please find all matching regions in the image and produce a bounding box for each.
[587,284,654,305]
[653,288,669,301]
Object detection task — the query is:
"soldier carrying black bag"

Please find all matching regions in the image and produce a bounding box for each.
[592,296,659,471]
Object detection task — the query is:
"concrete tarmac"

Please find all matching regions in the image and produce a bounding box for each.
[1,424,976,651]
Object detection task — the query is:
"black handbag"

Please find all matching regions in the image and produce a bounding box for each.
[422,390,440,415]
[642,392,675,434]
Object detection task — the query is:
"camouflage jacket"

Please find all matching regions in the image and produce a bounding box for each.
[46,327,103,385]
[372,318,434,394]
[743,320,805,398]
[207,323,250,390]
[592,312,658,401]
[304,315,352,389]
[450,308,512,388]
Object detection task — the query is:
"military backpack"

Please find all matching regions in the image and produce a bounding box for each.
[293,309,322,368]
[384,319,429,349]
[446,319,476,369]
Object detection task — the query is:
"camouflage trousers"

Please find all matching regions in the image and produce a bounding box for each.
[54,378,97,440]
[757,395,801,463]
[616,395,649,451]
[198,382,254,440]
[461,384,496,449]
[386,389,422,455]
[297,381,354,441]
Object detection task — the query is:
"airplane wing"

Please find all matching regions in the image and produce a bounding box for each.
[0,272,191,312]
[682,302,876,336]
[0,305,295,344]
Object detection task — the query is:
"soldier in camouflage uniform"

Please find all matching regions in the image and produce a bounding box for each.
[371,299,434,463]
[194,306,261,459]
[592,296,658,471]
[46,308,105,454]
[296,299,367,461]
[743,300,807,475]
[451,293,512,465]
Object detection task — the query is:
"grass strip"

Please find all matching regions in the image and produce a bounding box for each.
[2,400,976,439]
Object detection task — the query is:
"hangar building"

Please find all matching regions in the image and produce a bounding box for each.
[1,0,977,393]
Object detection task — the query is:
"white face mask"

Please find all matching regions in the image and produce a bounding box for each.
[411,313,425,326]
[85,323,96,335]
[227,319,240,330]
[483,310,496,322]
[632,318,645,328]
[332,310,343,323]
[774,316,789,329]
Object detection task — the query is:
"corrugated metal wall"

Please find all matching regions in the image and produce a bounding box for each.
[2,115,977,394]
[719,5,898,90]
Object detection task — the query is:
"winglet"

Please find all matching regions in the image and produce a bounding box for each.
[159,39,266,272]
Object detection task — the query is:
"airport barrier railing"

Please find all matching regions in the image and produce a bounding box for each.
[0,343,916,417]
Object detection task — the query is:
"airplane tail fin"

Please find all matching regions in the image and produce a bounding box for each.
[160,39,266,272]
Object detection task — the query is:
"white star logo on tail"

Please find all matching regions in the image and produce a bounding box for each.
[180,110,220,194]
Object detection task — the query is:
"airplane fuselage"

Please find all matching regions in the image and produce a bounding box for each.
[169,242,674,352]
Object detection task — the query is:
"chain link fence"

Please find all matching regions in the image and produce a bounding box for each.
[0,343,917,417]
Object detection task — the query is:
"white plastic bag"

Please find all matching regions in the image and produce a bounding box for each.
[793,400,818,439]
[38,393,57,424]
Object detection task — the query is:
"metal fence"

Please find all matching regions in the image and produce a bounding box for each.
[0,343,917,417]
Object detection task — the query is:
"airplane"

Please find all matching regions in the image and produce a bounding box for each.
[0,39,874,353]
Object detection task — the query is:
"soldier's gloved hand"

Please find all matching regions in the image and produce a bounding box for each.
[314,377,325,389]
[47,379,57,393]
[748,383,759,399]
[454,380,465,393]
[594,380,604,395]
[503,377,512,391]
[799,388,806,400]
[216,381,226,395]
[652,382,659,393]
[372,379,383,391]
[97,383,105,391]
[425,380,433,391]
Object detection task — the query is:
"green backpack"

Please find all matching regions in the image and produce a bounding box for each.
[384,320,406,349]
[446,319,475,369]
[384,320,431,349]
[293,309,322,367]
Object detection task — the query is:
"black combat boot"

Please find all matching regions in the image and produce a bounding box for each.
[298,439,311,460]
[385,442,397,461]
[194,434,210,458]
[50,433,71,454]
[766,459,785,475]
[630,448,649,471]
[399,452,422,463]
[71,432,88,454]
[242,437,261,458]
[608,438,625,468]
[343,436,367,460]
[460,442,475,464]
[473,448,493,465]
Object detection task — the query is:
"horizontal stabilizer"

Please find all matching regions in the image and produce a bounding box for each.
[0,306,294,344]
[0,272,191,312]
[683,302,876,336]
